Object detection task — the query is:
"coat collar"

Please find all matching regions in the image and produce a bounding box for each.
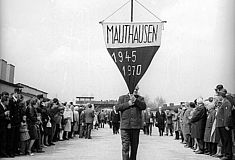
[0,102,6,110]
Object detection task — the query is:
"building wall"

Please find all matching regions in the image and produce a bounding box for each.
[0,59,7,81]
[21,86,47,98]
[0,83,15,94]
[21,93,34,101]
[6,64,15,83]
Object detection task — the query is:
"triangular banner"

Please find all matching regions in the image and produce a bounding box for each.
[102,22,163,93]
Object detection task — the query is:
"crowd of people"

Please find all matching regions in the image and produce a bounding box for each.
[0,88,81,158]
[174,84,234,160]
[0,88,122,158]
[1,84,234,159]
[142,84,234,160]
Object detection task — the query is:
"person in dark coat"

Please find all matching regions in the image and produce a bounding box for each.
[190,97,207,154]
[7,88,22,157]
[111,106,120,134]
[0,93,11,158]
[116,86,146,160]
[190,99,198,150]
[99,110,106,128]
[84,103,94,139]
[48,98,60,145]
[26,98,39,156]
[155,106,166,136]
[143,107,154,136]
[225,93,235,151]
[216,89,233,160]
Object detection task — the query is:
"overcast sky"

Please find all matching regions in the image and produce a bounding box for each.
[0,0,234,104]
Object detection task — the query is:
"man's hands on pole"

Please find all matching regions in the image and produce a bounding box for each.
[128,94,137,106]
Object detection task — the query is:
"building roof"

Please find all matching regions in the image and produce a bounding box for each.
[0,79,22,88]
[17,83,48,94]
[21,92,36,98]
[0,59,7,62]
[76,96,94,99]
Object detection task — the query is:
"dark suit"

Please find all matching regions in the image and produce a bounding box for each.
[99,112,106,128]
[165,112,174,136]
[7,96,21,155]
[155,111,166,136]
[143,112,154,135]
[116,94,146,160]
[84,108,94,139]
[226,95,235,128]
[216,98,233,159]
[111,110,120,134]
[0,103,9,156]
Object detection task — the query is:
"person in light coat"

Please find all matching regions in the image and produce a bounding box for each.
[183,102,194,148]
[173,108,181,140]
[73,106,80,136]
[203,99,217,156]
[63,103,73,139]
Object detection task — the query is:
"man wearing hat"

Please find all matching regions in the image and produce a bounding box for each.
[7,88,22,157]
[215,84,224,93]
[216,88,233,160]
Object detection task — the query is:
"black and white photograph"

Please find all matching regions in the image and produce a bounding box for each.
[0,0,234,159]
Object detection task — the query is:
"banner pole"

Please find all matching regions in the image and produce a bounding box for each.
[131,0,133,22]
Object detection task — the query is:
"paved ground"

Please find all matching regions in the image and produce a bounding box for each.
[1,125,232,160]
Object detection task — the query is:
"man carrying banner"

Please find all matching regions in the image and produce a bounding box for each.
[116,86,146,160]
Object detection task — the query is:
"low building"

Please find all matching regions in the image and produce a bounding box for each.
[0,59,48,100]
[0,79,21,94]
[17,83,47,100]
[75,96,117,111]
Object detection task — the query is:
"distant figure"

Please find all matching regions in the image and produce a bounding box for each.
[183,102,194,148]
[165,110,174,136]
[63,103,73,140]
[111,106,120,134]
[99,110,106,128]
[173,108,181,140]
[93,112,99,130]
[116,86,146,160]
[143,108,154,136]
[79,109,85,138]
[155,106,166,136]
[142,110,147,134]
